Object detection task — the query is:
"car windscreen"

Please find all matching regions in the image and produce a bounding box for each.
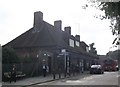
[91,65,101,68]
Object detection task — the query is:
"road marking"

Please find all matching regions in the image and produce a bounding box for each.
[83,76,93,80]
[66,80,84,83]
[116,75,120,78]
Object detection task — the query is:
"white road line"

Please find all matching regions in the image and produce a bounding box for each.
[83,76,93,80]
[66,80,84,83]
[116,75,120,78]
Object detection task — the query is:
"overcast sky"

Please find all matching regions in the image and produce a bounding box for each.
[0,0,117,55]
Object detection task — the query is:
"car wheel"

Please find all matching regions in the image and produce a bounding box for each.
[90,72,92,74]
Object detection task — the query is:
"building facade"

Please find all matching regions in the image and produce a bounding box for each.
[3,11,98,76]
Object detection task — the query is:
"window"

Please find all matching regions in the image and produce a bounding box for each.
[75,41,80,47]
[69,39,74,47]
[86,47,89,52]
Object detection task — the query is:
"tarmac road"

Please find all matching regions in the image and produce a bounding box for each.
[36,71,119,86]
[2,71,119,87]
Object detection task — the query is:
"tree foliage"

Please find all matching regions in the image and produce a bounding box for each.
[89,43,97,55]
[84,1,120,45]
[99,2,120,35]
[21,56,37,63]
[2,46,20,64]
[106,50,120,65]
[99,2,120,46]
[2,46,37,63]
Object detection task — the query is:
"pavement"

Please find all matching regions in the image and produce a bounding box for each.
[2,71,89,87]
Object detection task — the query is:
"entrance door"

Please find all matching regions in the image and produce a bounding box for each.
[48,56,52,73]
[66,55,70,74]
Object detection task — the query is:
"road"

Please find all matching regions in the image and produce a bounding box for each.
[35,71,119,86]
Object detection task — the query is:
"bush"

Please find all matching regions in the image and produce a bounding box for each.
[2,46,20,64]
[21,57,37,63]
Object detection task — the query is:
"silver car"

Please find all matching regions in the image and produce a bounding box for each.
[90,65,104,74]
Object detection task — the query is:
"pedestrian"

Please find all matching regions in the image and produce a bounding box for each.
[75,64,79,73]
[42,64,47,77]
[46,65,49,73]
[10,64,16,83]
[81,66,84,73]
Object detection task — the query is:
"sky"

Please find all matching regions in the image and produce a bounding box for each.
[0,0,117,55]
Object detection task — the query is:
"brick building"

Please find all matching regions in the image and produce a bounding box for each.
[3,11,98,75]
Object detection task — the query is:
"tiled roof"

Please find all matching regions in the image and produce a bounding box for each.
[4,19,98,58]
[4,21,68,49]
[80,41,89,47]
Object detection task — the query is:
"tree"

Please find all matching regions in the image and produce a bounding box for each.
[89,43,97,55]
[98,2,120,46]
[84,1,120,45]
[106,50,120,66]
[99,2,120,35]
[2,46,20,64]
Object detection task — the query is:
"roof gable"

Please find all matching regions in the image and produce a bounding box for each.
[5,21,69,48]
[5,21,56,48]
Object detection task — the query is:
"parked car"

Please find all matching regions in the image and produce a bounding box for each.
[116,65,119,71]
[90,65,104,74]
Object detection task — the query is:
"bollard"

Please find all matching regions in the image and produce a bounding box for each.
[53,74,55,79]
[64,73,66,77]
[59,73,61,79]
[69,73,71,76]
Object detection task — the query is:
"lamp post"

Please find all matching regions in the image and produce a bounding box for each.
[61,49,67,77]
[36,54,39,76]
[51,51,57,80]
[61,49,70,77]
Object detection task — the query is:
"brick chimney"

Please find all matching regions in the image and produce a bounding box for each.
[75,35,80,41]
[54,20,62,31]
[64,26,71,35]
[33,11,43,32]
[54,20,62,45]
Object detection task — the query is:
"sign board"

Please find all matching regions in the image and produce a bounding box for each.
[61,49,66,53]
